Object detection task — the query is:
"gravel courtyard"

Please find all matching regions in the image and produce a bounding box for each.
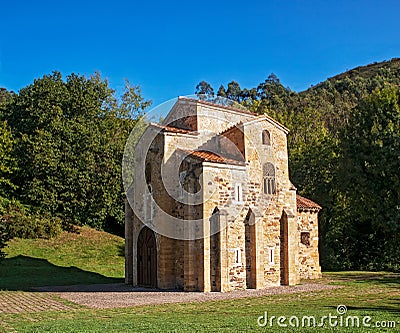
[26,282,340,310]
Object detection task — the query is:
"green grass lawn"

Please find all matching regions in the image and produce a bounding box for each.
[0,226,125,290]
[0,228,399,332]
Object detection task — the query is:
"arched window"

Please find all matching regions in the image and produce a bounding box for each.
[145,184,153,222]
[145,163,152,192]
[210,207,220,235]
[263,163,276,195]
[262,130,271,145]
[179,171,187,199]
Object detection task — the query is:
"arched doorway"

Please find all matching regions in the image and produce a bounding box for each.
[137,226,157,287]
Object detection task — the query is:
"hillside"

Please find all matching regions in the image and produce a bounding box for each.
[317,57,400,84]
[0,226,125,290]
[295,58,400,131]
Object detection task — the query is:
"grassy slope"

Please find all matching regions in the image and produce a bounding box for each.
[1,229,399,332]
[0,226,125,290]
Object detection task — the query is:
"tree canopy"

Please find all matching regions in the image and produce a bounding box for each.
[1,71,151,236]
[195,81,214,96]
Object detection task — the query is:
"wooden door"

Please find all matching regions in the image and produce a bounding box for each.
[137,227,157,287]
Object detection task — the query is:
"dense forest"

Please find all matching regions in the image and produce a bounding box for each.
[0,72,151,256]
[1,59,399,272]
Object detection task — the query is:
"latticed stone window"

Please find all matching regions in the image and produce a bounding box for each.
[263,162,276,195]
[262,129,271,145]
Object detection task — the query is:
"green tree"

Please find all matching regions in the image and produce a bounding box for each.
[0,121,17,197]
[0,119,17,257]
[337,87,400,270]
[0,217,11,258]
[217,85,227,97]
[195,81,214,97]
[0,88,15,119]
[255,74,295,114]
[8,71,151,231]
[226,81,242,102]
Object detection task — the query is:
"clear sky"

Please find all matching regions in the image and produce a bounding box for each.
[1,0,399,105]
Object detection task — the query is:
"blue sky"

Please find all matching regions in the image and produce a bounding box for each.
[1,0,399,105]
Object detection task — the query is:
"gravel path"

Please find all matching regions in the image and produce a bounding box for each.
[34,282,340,309]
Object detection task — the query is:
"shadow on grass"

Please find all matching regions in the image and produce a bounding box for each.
[322,272,400,316]
[0,255,124,291]
[324,271,400,288]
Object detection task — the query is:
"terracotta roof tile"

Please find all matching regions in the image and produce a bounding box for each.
[179,149,245,166]
[296,195,321,211]
[150,123,196,135]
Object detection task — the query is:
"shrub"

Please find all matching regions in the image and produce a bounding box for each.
[5,209,62,239]
[0,200,62,240]
[0,216,11,258]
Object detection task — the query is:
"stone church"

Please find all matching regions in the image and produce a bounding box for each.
[125,96,321,292]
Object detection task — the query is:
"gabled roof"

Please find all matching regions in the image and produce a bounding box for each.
[296,195,322,211]
[243,114,290,134]
[178,149,245,166]
[178,96,257,116]
[217,121,244,136]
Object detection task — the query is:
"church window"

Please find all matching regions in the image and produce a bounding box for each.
[263,163,276,195]
[234,183,243,203]
[144,184,153,222]
[234,248,242,266]
[262,130,271,145]
[268,247,275,265]
[179,171,187,199]
[145,163,152,192]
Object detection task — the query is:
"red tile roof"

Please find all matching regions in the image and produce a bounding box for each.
[150,123,195,135]
[296,195,321,211]
[178,149,245,166]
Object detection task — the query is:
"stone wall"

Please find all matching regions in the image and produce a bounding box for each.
[243,117,299,287]
[297,210,322,279]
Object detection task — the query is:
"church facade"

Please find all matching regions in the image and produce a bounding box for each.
[125,97,321,292]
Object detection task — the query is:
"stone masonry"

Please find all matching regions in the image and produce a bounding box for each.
[125,97,322,292]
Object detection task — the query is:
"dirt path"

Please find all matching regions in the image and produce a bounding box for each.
[33,282,340,309]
